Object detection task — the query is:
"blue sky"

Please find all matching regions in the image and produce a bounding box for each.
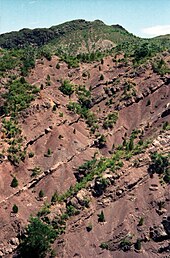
[0,0,170,37]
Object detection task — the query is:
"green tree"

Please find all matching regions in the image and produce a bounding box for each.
[98,210,105,222]
[19,217,56,258]
[11,176,18,188]
[12,204,18,213]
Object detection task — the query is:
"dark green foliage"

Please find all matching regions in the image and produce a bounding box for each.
[134,239,142,250]
[148,152,170,183]
[100,74,104,80]
[162,121,170,130]
[103,112,118,129]
[2,118,21,138]
[95,134,107,149]
[98,210,105,222]
[134,42,151,62]
[12,204,18,213]
[39,190,44,198]
[56,63,60,69]
[119,237,132,252]
[20,47,36,76]
[59,80,74,96]
[86,223,92,232]
[40,47,52,61]
[2,79,39,115]
[76,85,92,108]
[138,217,144,226]
[11,177,18,188]
[31,167,41,177]
[19,217,56,258]
[100,242,108,249]
[52,104,57,111]
[51,192,58,204]
[67,101,97,130]
[152,58,170,76]
[28,152,34,158]
[146,99,151,106]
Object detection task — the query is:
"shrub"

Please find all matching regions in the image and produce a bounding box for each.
[103,112,118,129]
[146,99,151,106]
[28,152,34,158]
[19,217,56,258]
[148,152,169,175]
[98,210,105,222]
[12,204,18,213]
[86,223,92,232]
[56,63,60,69]
[100,74,104,80]
[100,242,108,250]
[51,192,58,204]
[11,177,18,188]
[39,190,44,198]
[134,239,142,250]
[59,80,74,96]
[138,217,144,226]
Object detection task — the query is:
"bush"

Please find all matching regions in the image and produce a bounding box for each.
[28,152,34,158]
[59,80,74,96]
[98,210,105,222]
[19,217,56,258]
[39,190,44,198]
[103,112,118,129]
[56,63,60,69]
[100,74,104,80]
[100,242,108,249]
[134,239,142,250]
[12,204,18,213]
[138,217,144,226]
[11,177,18,188]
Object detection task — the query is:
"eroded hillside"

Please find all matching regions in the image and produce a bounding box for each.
[0,21,170,258]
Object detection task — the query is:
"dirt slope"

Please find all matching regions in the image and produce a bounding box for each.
[0,52,169,257]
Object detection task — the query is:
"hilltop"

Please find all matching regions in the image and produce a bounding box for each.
[0,19,169,258]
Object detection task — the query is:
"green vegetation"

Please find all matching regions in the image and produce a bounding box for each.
[2,118,26,165]
[11,177,18,188]
[56,62,60,69]
[51,192,58,204]
[162,121,170,131]
[135,239,142,250]
[86,223,92,232]
[28,152,34,158]
[44,148,52,157]
[19,217,56,258]
[138,217,144,226]
[31,167,42,177]
[148,152,170,183]
[100,242,109,250]
[152,58,170,76]
[2,78,39,116]
[119,236,132,252]
[97,210,105,222]
[59,80,74,96]
[76,85,92,108]
[39,190,44,198]
[12,204,18,213]
[103,112,118,129]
